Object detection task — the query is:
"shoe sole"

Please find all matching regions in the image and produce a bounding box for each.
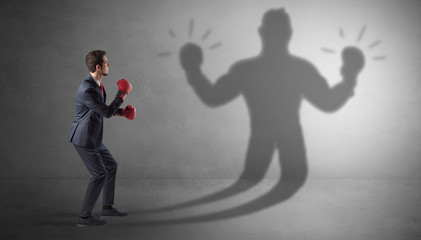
[76,222,108,227]
[100,214,128,218]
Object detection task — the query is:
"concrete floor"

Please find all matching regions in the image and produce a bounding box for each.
[1,179,421,240]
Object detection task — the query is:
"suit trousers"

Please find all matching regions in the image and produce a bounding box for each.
[74,143,118,217]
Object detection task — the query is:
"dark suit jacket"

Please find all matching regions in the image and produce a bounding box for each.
[69,74,123,148]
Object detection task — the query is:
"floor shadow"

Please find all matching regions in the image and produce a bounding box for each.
[130,180,305,226]
[139,8,364,223]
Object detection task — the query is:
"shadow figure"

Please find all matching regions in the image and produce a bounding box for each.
[141,8,365,223]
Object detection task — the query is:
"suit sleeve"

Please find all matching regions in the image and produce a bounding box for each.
[83,87,123,118]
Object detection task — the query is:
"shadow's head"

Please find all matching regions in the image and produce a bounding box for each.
[259,8,292,52]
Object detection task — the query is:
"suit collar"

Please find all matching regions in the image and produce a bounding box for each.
[86,74,101,86]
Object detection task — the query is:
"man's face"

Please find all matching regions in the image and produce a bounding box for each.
[100,55,110,76]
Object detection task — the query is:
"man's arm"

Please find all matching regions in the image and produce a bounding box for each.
[83,87,123,118]
[84,79,133,118]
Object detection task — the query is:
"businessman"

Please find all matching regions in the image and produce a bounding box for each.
[69,50,136,227]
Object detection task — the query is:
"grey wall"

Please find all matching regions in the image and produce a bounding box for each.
[1,0,421,180]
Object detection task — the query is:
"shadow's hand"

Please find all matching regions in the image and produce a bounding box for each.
[179,43,203,72]
[341,46,365,84]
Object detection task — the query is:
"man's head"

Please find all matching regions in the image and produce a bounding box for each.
[259,8,292,51]
[85,50,110,76]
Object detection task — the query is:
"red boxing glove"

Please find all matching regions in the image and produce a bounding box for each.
[116,79,133,100]
[115,105,136,120]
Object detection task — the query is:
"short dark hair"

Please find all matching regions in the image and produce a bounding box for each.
[85,50,106,73]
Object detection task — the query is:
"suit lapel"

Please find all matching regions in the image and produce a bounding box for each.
[86,74,105,103]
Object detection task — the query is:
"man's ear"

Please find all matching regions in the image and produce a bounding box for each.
[96,64,102,71]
